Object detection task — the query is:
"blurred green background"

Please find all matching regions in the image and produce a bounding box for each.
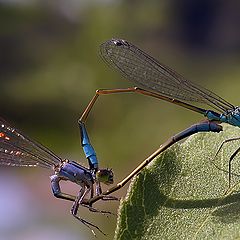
[1,0,240,239]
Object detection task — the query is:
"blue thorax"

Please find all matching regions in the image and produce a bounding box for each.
[205,107,240,127]
[59,160,93,185]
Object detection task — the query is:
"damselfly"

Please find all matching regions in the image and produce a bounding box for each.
[0,117,117,236]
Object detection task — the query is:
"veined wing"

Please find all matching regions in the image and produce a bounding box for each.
[0,118,62,169]
[100,39,234,113]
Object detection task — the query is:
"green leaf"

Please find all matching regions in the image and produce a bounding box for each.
[114,124,240,240]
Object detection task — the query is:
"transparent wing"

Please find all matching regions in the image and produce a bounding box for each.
[100,39,234,113]
[0,118,61,169]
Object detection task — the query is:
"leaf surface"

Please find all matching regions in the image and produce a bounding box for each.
[115,125,240,240]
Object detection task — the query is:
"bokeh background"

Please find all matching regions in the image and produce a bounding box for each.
[1,1,240,239]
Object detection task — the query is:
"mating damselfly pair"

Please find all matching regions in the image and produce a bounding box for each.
[1,39,240,236]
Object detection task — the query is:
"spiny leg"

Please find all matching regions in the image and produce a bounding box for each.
[73,186,113,215]
[213,137,240,189]
[92,181,119,202]
[71,187,106,236]
[214,137,240,159]
[82,185,116,215]
[82,204,115,216]
[228,146,240,189]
